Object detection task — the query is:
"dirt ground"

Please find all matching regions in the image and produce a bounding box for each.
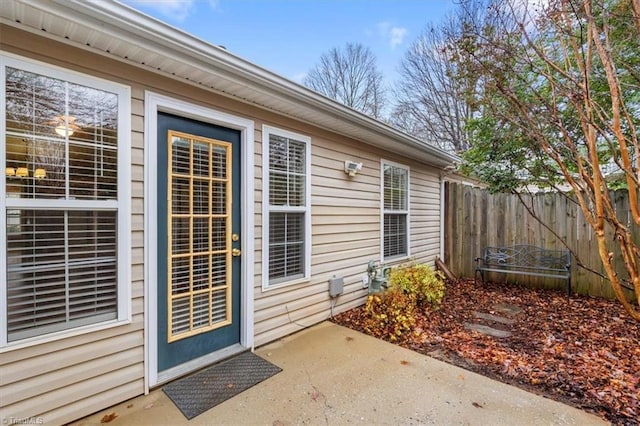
[331,278,639,425]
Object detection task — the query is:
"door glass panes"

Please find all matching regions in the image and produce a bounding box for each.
[171,177,190,213]
[212,218,226,251]
[193,179,210,215]
[193,141,210,177]
[212,182,226,214]
[171,137,190,174]
[167,132,232,341]
[212,146,227,178]
[193,218,209,252]
[211,254,226,287]
[171,257,190,295]
[172,217,190,254]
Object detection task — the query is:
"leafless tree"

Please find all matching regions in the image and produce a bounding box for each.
[389,3,491,154]
[304,43,386,119]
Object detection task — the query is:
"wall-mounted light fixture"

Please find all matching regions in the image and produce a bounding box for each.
[344,160,363,177]
[5,167,16,177]
[54,115,78,137]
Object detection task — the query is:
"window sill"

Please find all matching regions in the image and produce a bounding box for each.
[382,254,411,264]
[0,317,132,353]
[262,276,310,292]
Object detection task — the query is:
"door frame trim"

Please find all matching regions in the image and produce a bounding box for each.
[143,91,255,389]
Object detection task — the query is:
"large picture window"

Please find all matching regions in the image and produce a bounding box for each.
[1,54,130,345]
[262,126,310,289]
[382,161,409,260]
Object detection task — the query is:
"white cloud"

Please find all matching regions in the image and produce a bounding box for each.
[128,0,195,22]
[389,27,408,49]
[377,22,408,49]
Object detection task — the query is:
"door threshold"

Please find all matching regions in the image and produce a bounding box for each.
[155,343,247,387]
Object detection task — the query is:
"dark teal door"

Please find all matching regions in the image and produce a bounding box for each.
[157,112,241,372]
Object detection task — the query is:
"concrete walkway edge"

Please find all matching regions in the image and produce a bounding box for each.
[73,321,606,425]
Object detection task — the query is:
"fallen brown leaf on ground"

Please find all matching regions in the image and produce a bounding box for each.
[99,412,118,423]
[332,279,639,425]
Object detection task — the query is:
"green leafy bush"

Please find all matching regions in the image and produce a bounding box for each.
[362,287,416,342]
[388,263,446,309]
[361,263,445,342]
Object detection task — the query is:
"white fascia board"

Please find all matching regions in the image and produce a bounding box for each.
[19,0,459,168]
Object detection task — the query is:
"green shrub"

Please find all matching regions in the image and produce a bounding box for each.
[361,263,445,342]
[362,287,416,342]
[388,263,446,309]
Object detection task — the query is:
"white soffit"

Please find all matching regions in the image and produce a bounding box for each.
[0,0,459,168]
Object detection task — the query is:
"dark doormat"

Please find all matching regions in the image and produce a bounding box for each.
[163,351,282,420]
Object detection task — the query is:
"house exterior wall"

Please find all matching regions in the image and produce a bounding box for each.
[253,131,442,346]
[0,27,146,425]
[0,25,442,424]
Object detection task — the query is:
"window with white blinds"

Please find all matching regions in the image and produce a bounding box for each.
[262,126,310,288]
[382,161,409,260]
[1,55,131,346]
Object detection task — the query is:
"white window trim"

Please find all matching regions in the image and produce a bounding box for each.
[262,125,311,290]
[0,52,131,350]
[380,159,411,262]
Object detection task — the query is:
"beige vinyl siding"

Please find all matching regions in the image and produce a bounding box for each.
[410,168,442,263]
[0,26,146,425]
[252,132,443,346]
[0,23,445,423]
[253,133,380,345]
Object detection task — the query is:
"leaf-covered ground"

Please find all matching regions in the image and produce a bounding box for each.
[331,279,640,425]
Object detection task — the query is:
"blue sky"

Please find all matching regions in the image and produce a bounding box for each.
[122,0,456,87]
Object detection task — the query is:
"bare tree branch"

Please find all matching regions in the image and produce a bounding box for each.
[304,43,386,119]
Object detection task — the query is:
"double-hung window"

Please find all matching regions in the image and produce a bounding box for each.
[1,54,131,346]
[262,126,310,289]
[382,161,409,260]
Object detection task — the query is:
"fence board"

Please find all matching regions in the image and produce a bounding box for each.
[444,183,636,299]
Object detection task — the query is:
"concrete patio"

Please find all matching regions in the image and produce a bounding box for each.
[72,321,605,425]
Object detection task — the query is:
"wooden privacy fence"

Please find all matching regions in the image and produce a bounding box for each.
[444,182,636,299]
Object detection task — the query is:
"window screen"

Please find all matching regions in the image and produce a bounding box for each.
[3,61,126,343]
[383,163,409,259]
[265,130,309,286]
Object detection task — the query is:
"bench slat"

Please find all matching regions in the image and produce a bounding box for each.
[476,267,569,280]
[474,244,571,297]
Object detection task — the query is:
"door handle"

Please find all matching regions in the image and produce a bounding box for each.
[232,248,241,257]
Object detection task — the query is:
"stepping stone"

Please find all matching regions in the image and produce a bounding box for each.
[473,311,516,325]
[464,323,512,338]
[491,303,523,316]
